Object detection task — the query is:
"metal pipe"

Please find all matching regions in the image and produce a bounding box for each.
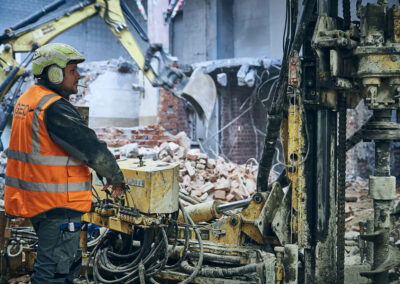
[283,244,298,284]
[366,219,374,264]
[216,198,252,213]
[373,116,391,283]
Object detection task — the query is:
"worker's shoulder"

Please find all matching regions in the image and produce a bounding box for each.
[46,97,80,118]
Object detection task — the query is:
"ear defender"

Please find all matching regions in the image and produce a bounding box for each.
[47,65,63,84]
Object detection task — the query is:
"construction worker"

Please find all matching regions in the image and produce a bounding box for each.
[4,43,125,283]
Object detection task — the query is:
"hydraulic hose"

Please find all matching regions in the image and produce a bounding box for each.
[7,242,23,258]
[0,67,20,96]
[180,260,264,278]
[93,228,167,283]
[178,208,204,284]
[165,201,190,269]
[96,229,153,273]
[85,230,109,283]
[89,202,202,283]
[257,0,317,191]
[10,0,66,31]
[126,228,169,284]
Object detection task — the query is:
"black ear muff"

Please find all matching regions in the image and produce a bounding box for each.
[47,65,63,84]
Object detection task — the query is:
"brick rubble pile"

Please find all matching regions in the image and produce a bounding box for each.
[100,126,258,204]
[171,147,257,204]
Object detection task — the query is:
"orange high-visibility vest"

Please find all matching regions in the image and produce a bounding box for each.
[5,85,92,218]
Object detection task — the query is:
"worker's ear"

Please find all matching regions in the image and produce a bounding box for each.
[47,65,64,84]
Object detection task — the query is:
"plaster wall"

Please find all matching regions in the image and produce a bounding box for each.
[87,70,140,128]
[171,0,287,63]
[232,0,270,58]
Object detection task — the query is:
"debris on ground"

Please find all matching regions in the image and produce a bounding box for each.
[99,127,258,204]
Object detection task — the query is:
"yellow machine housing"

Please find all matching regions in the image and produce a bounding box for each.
[94,159,180,214]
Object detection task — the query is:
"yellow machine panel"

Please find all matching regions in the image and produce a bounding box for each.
[94,159,180,214]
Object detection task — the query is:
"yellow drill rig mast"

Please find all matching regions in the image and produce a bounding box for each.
[256,0,400,283]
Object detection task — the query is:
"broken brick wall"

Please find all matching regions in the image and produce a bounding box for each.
[157,89,192,136]
[220,87,266,164]
[157,88,266,164]
[95,125,170,148]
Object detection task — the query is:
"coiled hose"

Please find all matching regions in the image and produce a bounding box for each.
[93,227,168,284]
[7,241,23,258]
[86,200,204,283]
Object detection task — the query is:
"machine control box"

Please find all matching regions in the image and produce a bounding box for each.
[117,159,179,214]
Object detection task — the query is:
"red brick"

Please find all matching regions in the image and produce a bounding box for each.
[214,190,226,200]
[163,123,175,130]
[160,104,169,112]
[226,193,235,202]
[158,117,169,124]
[147,124,159,130]
[167,100,176,106]
[154,130,165,135]
[169,118,178,124]
[152,135,166,141]
[166,113,177,119]
[139,129,155,134]
[144,140,158,147]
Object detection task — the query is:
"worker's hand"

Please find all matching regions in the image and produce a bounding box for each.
[102,179,127,198]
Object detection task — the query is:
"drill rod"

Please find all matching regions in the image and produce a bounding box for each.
[216,198,252,213]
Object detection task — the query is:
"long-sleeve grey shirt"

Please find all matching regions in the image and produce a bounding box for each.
[44,97,124,185]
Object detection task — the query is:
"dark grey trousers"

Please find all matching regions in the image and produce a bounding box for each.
[30,208,82,284]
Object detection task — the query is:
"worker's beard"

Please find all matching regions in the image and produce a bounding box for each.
[36,78,75,100]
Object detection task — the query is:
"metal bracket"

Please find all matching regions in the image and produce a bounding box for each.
[368,176,396,200]
[256,183,284,239]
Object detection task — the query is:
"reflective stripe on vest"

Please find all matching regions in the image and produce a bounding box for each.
[31,94,57,154]
[6,149,84,166]
[6,176,91,193]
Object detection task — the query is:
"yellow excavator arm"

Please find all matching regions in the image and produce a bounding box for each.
[0,0,179,102]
